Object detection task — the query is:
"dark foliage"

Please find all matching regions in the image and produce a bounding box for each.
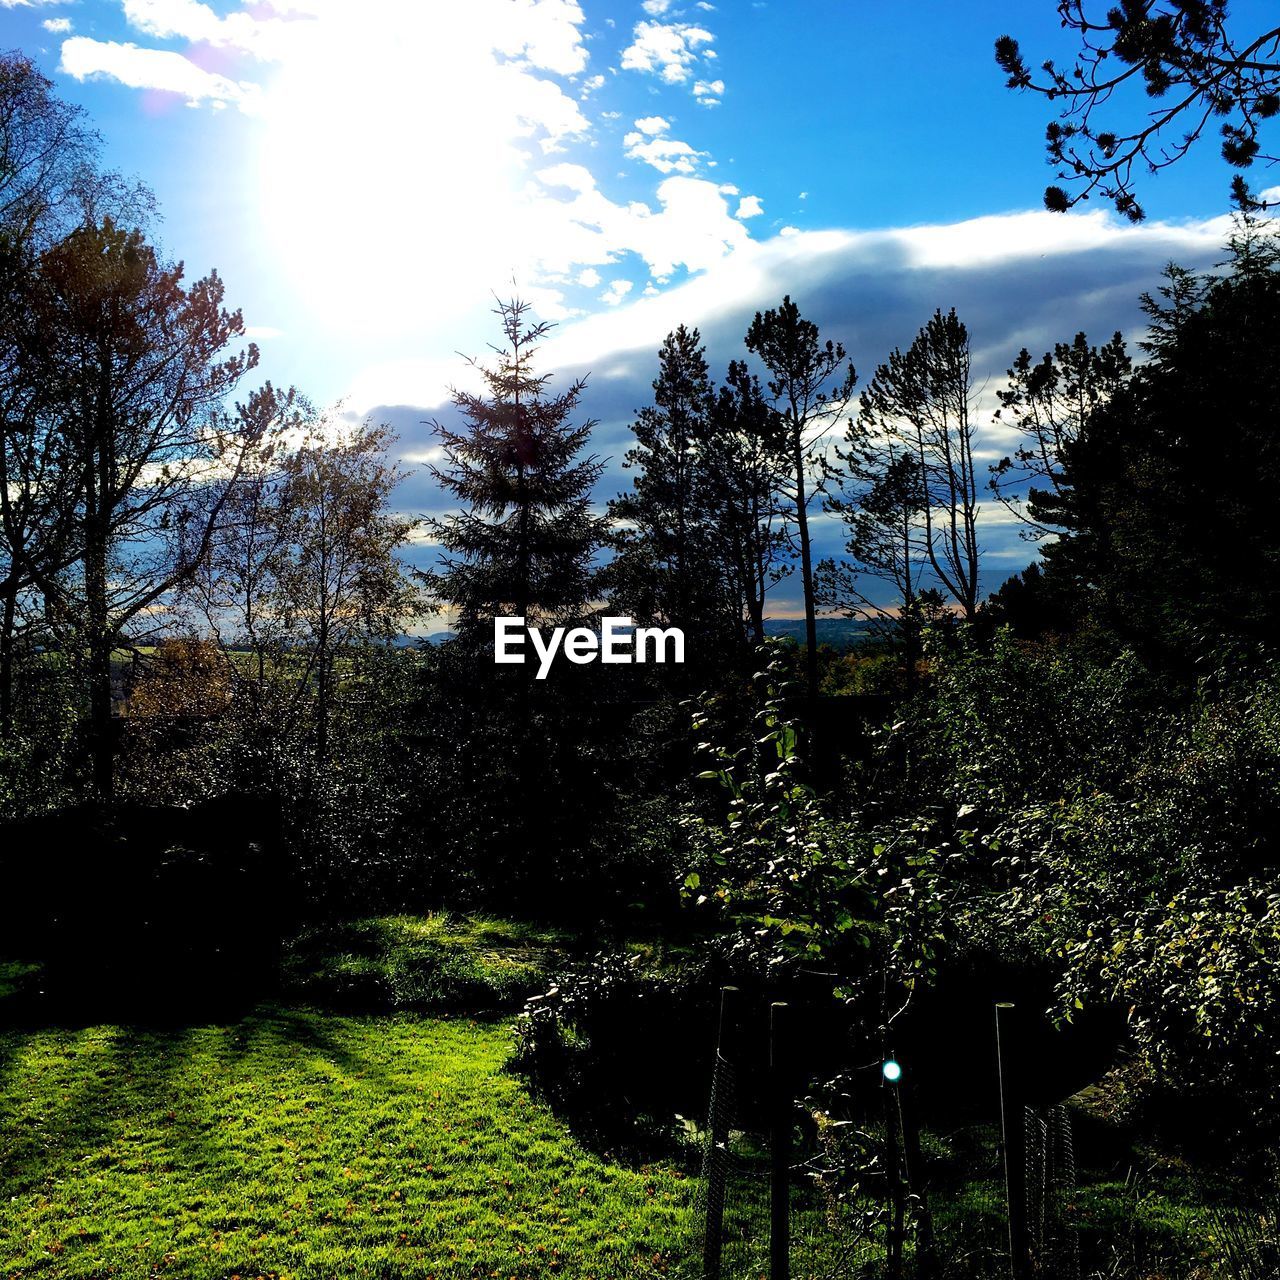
[0,795,287,1021]
[1039,220,1280,663]
[997,3,1280,218]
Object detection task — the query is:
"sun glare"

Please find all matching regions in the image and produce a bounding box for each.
[258,5,566,338]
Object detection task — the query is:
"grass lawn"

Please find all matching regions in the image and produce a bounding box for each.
[0,1010,696,1279]
[279,915,567,1013]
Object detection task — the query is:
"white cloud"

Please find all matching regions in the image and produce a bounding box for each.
[536,206,1232,386]
[69,0,759,360]
[640,0,671,12]
[735,195,763,219]
[621,20,714,85]
[693,77,723,105]
[119,0,295,59]
[528,166,750,281]
[601,278,633,305]
[0,0,71,8]
[624,119,705,174]
[42,16,71,30]
[59,38,265,112]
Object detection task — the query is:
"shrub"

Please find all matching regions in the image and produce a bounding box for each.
[280,914,553,1013]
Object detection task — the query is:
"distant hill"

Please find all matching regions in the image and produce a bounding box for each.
[764,618,877,651]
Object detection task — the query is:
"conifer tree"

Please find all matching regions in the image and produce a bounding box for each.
[423,298,604,639]
[606,325,727,655]
[700,360,790,651]
[745,297,857,697]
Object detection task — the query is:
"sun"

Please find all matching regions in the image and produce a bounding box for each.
[256,4,568,340]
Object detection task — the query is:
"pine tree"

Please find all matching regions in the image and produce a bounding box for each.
[605,325,723,648]
[423,298,604,639]
[700,360,790,651]
[745,297,857,697]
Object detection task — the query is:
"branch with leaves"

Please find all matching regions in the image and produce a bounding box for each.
[997,1,1280,219]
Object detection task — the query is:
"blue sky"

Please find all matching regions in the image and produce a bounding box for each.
[2,0,1270,619]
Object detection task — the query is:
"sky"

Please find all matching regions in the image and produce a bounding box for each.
[1,0,1272,622]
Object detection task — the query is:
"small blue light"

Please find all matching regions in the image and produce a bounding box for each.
[882,1059,902,1084]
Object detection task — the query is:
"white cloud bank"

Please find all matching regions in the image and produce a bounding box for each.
[369,200,1241,604]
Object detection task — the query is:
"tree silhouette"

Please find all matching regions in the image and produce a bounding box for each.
[858,309,982,623]
[606,325,726,659]
[997,2,1280,219]
[701,360,791,651]
[1042,217,1280,659]
[745,296,856,697]
[423,298,604,638]
[990,330,1131,538]
[32,219,257,798]
[819,440,928,676]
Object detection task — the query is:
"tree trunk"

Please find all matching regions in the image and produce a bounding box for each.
[792,435,818,700]
[315,631,330,770]
[0,579,16,734]
[84,517,114,802]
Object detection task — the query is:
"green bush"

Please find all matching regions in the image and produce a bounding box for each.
[280,914,556,1013]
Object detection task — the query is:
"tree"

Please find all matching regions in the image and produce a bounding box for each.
[996,2,1280,219]
[420,300,611,909]
[745,296,856,697]
[189,402,420,768]
[606,325,740,667]
[424,298,604,638]
[983,561,1080,640]
[187,384,314,698]
[989,330,1131,537]
[1039,220,1280,659]
[0,51,104,249]
[0,52,151,733]
[700,360,791,651]
[818,440,929,678]
[274,419,421,769]
[858,309,982,623]
[31,218,258,798]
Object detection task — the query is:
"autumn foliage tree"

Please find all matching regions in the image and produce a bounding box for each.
[32,219,258,797]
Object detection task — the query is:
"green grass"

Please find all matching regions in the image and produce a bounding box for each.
[0,1009,696,1279]
[280,914,567,1013]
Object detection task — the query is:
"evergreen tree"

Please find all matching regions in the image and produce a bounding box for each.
[745,297,856,697]
[423,298,604,639]
[700,360,791,651]
[605,325,728,661]
[856,308,982,623]
[989,330,1131,538]
[1041,216,1280,662]
[418,300,611,911]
